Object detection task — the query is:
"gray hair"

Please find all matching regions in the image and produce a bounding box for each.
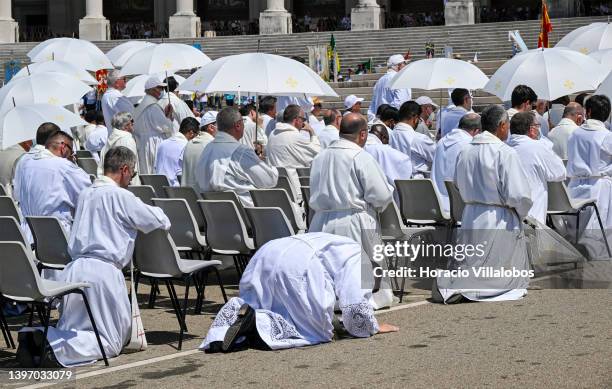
[216,106,242,133]
[112,112,133,131]
[106,69,122,87]
[103,146,136,174]
[480,105,508,133]
[458,113,481,132]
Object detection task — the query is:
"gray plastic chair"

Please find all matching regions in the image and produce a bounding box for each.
[201,191,252,235]
[0,216,27,246]
[0,184,6,196]
[163,186,205,232]
[134,229,226,350]
[127,185,156,206]
[152,198,208,257]
[296,167,311,177]
[298,176,310,187]
[76,150,93,159]
[140,174,170,197]
[275,175,297,202]
[26,216,72,270]
[300,186,312,229]
[395,179,451,226]
[245,207,295,248]
[198,200,255,275]
[0,241,108,366]
[0,196,22,223]
[276,167,289,177]
[444,181,465,226]
[250,189,304,233]
[76,157,98,176]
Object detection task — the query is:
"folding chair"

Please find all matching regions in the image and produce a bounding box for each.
[0,196,22,222]
[163,186,205,233]
[298,176,310,187]
[140,175,170,198]
[76,150,93,159]
[0,241,108,366]
[300,186,312,229]
[0,216,27,245]
[26,216,72,271]
[201,191,253,235]
[250,189,305,233]
[134,229,226,350]
[395,179,451,227]
[275,175,297,202]
[296,167,311,177]
[245,207,295,248]
[76,158,98,176]
[444,181,465,226]
[152,198,208,258]
[127,185,156,206]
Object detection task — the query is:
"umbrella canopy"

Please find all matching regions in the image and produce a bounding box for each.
[388,58,489,90]
[10,60,98,85]
[119,43,211,76]
[483,47,608,101]
[595,71,612,102]
[179,53,338,97]
[27,37,113,71]
[106,41,157,68]
[123,73,191,99]
[0,104,87,150]
[556,22,612,55]
[589,49,612,70]
[0,73,92,117]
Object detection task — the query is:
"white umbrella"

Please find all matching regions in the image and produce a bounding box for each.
[483,47,608,101]
[0,73,92,117]
[556,22,612,55]
[0,104,88,149]
[119,43,211,77]
[27,37,113,71]
[589,49,612,70]
[106,41,157,68]
[9,60,98,85]
[123,73,190,99]
[388,58,489,90]
[595,71,612,102]
[179,53,338,97]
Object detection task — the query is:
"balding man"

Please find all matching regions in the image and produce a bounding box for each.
[310,113,394,309]
[101,70,134,133]
[548,102,583,159]
[431,113,481,214]
[318,109,342,148]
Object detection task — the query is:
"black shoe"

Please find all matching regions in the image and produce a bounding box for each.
[221,304,256,353]
[205,341,223,354]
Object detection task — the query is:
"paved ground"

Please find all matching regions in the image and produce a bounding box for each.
[1,264,611,388]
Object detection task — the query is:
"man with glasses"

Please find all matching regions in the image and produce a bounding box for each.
[101,70,134,134]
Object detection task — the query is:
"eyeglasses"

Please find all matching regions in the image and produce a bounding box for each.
[530,122,541,128]
[299,116,308,121]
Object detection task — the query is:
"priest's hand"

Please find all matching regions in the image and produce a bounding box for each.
[164,104,174,119]
[302,122,316,137]
[377,323,399,334]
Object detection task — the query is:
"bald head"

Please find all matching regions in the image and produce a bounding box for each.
[340,113,368,146]
[458,112,481,136]
[562,102,584,126]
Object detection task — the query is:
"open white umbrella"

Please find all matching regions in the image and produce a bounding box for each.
[389,58,489,90]
[9,60,98,85]
[119,43,211,77]
[106,41,157,68]
[28,38,113,71]
[556,22,612,55]
[0,104,88,149]
[589,49,612,70]
[483,47,608,101]
[595,71,612,102]
[0,73,92,117]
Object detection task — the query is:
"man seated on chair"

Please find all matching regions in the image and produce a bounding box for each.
[155,117,199,187]
[200,233,398,353]
[17,146,170,367]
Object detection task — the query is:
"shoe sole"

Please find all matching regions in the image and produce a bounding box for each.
[221,304,250,352]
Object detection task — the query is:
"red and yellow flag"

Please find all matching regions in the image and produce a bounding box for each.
[538,0,553,48]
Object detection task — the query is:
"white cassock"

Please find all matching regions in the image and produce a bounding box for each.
[368,69,411,116]
[535,111,550,138]
[318,125,340,149]
[200,233,379,351]
[548,118,579,159]
[240,116,267,149]
[133,94,175,174]
[567,119,612,259]
[435,131,533,303]
[309,138,394,309]
[13,145,45,202]
[14,149,91,243]
[195,131,278,206]
[154,132,188,187]
[546,104,565,127]
[308,113,325,135]
[0,145,25,197]
[84,125,109,163]
[440,106,469,138]
[364,133,412,203]
[262,113,277,137]
[507,134,566,223]
[76,123,97,146]
[101,88,134,133]
[37,176,170,366]
[276,96,313,113]
[98,129,141,185]
[389,122,436,177]
[431,128,472,214]
[158,92,195,125]
[181,132,214,191]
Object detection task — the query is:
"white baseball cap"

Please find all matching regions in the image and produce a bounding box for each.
[415,96,439,108]
[344,95,364,109]
[144,75,167,90]
[387,54,407,67]
[200,111,218,127]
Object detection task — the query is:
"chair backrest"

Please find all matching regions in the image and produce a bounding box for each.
[0,241,45,301]
[444,181,465,224]
[140,174,170,197]
[379,202,406,239]
[152,198,202,250]
[250,189,301,232]
[547,181,575,213]
[0,216,27,245]
[76,157,98,176]
[163,186,205,232]
[245,207,295,248]
[76,150,93,159]
[276,167,289,177]
[26,216,71,267]
[0,196,20,222]
[198,200,252,254]
[201,191,252,234]
[395,179,448,225]
[300,186,312,228]
[296,167,311,177]
[298,176,310,187]
[0,183,6,196]
[134,229,182,278]
[127,185,156,206]
[275,175,297,202]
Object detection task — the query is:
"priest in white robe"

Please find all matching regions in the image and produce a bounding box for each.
[548,102,583,159]
[260,96,277,137]
[432,113,481,214]
[439,89,472,138]
[158,76,196,126]
[182,111,217,190]
[155,117,198,186]
[84,117,108,164]
[368,54,411,116]
[195,107,278,206]
[318,109,341,148]
[101,70,134,134]
[98,112,141,186]
[133,75,175,175]
[239,103,267,149]
[434,105,533,303]
[0,144,25,197]
[200,233,398,352]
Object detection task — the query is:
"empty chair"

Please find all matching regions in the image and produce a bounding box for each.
[250,189,305,233]
[245,207,295,248]
[76,158,98,176]
[296,167,311,177]
[134,229,226,350]
[163,186,205,233]
[0,184,6,196]
[76,150,93,159]
[201,191,252,235]
[0,241,108,366]
[444,181,465,226]
[275,175,297,202]
[0,196,21,222]
[126,185,156,206]
[140,174,170,197]
[152,198,208,258]
[26,216,72,270]
[0,217,27,245]
[395,179,451,226]
[301,186,313,229]
[298,176,310,187]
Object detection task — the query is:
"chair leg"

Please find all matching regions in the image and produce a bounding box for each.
[164,280,185,335]
[167,281,187,332]
[592,204,612,257]
[213,267,228,303]
[27,303,35,326]
[575,212,580,245]
[232,256,242,276]
[78,291,109,366]
[147,280,158,309]
[134,271,141,296]
[178,277,191,350]
[192,274,203,315]
[0,303,15,349]
[37,303,51,368]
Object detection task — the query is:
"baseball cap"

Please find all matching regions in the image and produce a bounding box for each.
[344,95,364,109]
[415,96,439,108]
[144,75,167,90]
[200,111,218,127]
[387,54,407,67]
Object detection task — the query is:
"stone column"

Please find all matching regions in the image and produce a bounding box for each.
[259,0,292,35]
[444,0,476,26]
[0,0,18,43]
[169,0,201,38]
[351,0,383,31]
[79,0,110,41]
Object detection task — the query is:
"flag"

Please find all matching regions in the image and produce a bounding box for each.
[327,34,340,80]
[538,0,552,48]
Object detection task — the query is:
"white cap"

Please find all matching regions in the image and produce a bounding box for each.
[387,54,407,67]
[344,95,364,109]
[415,96,439,108]
[144,75,167,90]
[200,111,218,127]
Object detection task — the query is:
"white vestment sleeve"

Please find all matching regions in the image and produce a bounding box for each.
[120,192,171,233]
[499,149,533,220]
[542,148,567,182]
[355,153,393,212]
[237,148,279,188]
